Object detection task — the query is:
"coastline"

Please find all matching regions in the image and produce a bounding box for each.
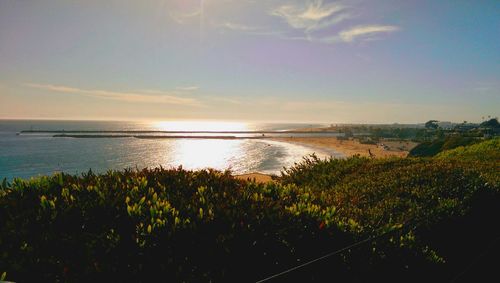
[14,124,419,183]
[268,136,413,158]
[234,137,417,183]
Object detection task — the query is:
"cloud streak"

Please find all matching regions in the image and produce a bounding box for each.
[218,21,259,31]
[26,83,201,106]
[336,25,400,42]
[271,0,348,32]
[215,21,286,37]
[269,1,399,44]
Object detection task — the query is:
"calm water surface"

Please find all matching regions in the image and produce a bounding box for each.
[0,120,342,180]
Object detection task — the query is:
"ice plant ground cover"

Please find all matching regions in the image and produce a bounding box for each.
[0,139,498,282]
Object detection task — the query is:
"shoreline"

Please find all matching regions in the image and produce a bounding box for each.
[21,129,340,134]
[268,136,414,158]
[233,137,417,183]
[45,132,414,158]
[18,127,418,184]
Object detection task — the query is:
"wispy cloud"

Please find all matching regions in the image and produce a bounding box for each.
[205,96,243,105]
[271,0,348,32]
[212,20,287,38]
[334,25,400,42]
[26,83,201,106]
[269,1,400,44]
[218,21,259,31]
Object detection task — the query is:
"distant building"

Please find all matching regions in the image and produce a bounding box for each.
[454,123,478,132]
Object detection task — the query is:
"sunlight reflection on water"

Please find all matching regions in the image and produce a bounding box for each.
[170,139,244,170]
[0,120,341,179]
[121,138,338,175]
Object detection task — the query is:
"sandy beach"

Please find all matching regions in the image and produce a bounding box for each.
[234,137,418,183]
[268,137,416,158]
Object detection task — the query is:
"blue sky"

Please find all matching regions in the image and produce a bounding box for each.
[0,0,498,123]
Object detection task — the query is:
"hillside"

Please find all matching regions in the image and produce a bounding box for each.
[436,137,500,161]
[408,136,480,157]
[0,139,499,282]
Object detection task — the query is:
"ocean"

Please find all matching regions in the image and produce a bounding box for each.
[0,120,343,180]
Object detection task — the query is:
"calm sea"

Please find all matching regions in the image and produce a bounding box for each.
[0,120,342,180]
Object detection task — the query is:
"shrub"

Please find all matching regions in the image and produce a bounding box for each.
[408,136,481,157]
[0,140,499,282]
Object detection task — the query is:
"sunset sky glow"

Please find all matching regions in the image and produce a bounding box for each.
[0,0,499,123]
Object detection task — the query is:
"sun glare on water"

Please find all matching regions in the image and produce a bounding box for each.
[149,121,251,172]
[170,139,244,171]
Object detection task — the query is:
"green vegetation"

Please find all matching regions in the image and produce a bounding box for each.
[425,120,439,130]
[480,118,500,129]
[436,138,499,160]
[408,136,481,157]
[0,139,499,282]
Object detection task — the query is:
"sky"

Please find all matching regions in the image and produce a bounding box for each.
[0,0,499,123]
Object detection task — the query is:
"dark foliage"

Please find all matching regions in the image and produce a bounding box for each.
[480,118,499,128]
[0,140,499,282]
